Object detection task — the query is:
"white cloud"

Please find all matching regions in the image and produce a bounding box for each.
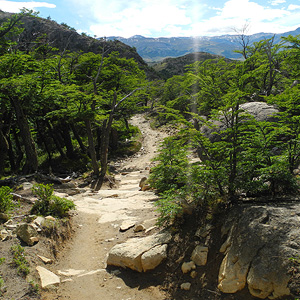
[0,1,56,13]
[269,0,286,6]
[288,4,300,10]
[189,0,292,36]
[65,0,299,37]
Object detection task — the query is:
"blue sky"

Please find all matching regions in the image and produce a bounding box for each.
[0,0,299,37]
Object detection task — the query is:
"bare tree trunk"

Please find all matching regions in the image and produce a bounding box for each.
[9,96,38,173]
[0,129,8,175]
[70,123,86,153]
[85,119,99,176]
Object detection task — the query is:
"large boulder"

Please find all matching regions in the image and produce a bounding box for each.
[218,205,300,299]
[107,231,172,272]
[201,102,279,143]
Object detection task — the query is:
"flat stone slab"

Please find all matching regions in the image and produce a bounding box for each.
[36,266,60,288]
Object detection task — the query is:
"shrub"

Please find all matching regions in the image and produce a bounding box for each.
[0,186,14,213]
[0,257,5,295]
[31,184,75,217]
[11,245,29,276]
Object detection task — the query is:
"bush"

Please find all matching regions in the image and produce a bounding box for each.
[0,186,14,213]
[11,245,29,276]
[149,137,189,192]
[31,184,75,217]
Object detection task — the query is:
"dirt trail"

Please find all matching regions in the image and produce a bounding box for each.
[42,114,168,300]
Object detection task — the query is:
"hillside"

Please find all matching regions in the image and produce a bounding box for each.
[152,52,232,80]
[108,27,300,62]
[0,11,157,79]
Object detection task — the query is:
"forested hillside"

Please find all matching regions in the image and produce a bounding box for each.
[0,10,149,189]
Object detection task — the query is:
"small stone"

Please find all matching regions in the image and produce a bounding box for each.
[190,271,198,278]
[29,237,39,245]
[191,246,209,266]
[181,282,191,291]
[141,184,151,191]
[181,261,196,274]
[120,221,136,232]
[134,224,146,232]
[145,226,157,234]
[0,229,9,241]
[0,213,9,222]
[139,177,148,188]
[37,255,53,264]
[45,216,56,222]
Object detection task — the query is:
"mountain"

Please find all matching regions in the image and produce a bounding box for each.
[152,52,232,80]
[0,11,157,79]
[107,27,300,62]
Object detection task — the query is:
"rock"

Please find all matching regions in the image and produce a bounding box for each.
[36,266,60,288]
[181,282,191,291]
[141,184,151,191]
[190,271,198,278]
[139,177,148,188]
[191,245,209,266]
[37,255,53,264]
[145,225,157,234]
[16,223,39,246]
[33,216,46,228]
[218,205,296,298]
[141,244,168,271]
[195,224,213,238]
[45,216,56,222]
[107,231,172,272]
[0,213,9,222]
[200,102,279,146]
[181,261,196,274]
[120,220,136,232]
[134,224,146,232]
[0,229,9,241]
[22,182,33,190]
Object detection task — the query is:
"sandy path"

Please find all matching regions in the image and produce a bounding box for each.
[42,115,168,300]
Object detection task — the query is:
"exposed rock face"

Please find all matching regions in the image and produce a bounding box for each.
[107,231,172,272]
[218,204,300,299]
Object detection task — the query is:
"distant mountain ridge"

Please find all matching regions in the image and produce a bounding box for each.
[107,28,300,62]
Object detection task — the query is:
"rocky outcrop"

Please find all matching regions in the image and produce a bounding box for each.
[107,231,172,272]
[218,204,300,299]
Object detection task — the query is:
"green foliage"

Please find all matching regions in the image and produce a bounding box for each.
[155,189,183,226]
[0,186,14,213]
[28,280,40,295]
[150,137,189,193]
[0,257,5,292]
[31,184,75,217]
[11,245,30,276]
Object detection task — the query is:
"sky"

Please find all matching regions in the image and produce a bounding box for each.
[0,0,299,38]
